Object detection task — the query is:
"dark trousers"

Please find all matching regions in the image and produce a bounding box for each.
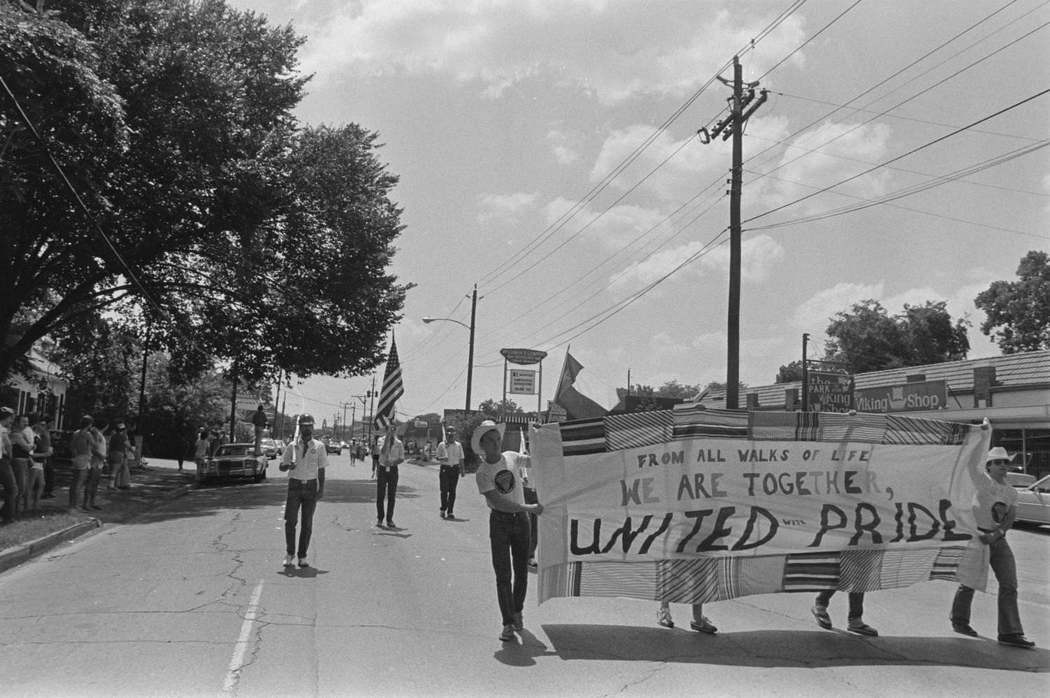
[0,459,17,523]
[376,466,398,522]
[285,479,318,557]
[42,456,54,496]
[439,466,460,514]
[815,590,865,620]
[489,510,531,626]
[951,536,1023,637]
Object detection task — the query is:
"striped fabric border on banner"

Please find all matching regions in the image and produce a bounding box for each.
[559,418,605,456]
[671,406,748,439]
[782,552,841,591]
[884,414,969,445]
[605,411,673,451]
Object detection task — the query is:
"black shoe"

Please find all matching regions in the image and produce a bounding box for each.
[446,512,454,519]
[440,510,446,519]
[386,520,395,529]
[376,519,385,529]
[298,557,309,568]
[998,634,1035,649]
[952,623,978,637]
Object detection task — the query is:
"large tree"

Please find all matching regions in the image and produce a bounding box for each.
[0,0,406,384]
[824,299,969,373]
[974,250,1050,353]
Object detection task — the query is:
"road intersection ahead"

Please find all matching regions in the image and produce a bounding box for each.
[1,454,1047,697]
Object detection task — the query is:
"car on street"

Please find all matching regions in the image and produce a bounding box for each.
[1006,471,1037,488]
[324,438,342,455]
[1014,474,1050,526]
[259,438,280,459]
[197,443,268,484]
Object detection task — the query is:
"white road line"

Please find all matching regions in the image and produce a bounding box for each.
[222,579,265,694]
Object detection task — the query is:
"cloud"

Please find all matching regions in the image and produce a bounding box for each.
[293,2,807,103]
[477,192,539,224]
[547,128,580,165]
[757,121,894,216]
[792,281,886,333]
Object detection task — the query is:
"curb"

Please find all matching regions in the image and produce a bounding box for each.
[0,518,101,575]
[0,476,196,576]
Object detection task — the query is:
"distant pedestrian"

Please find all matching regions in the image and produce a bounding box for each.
[84,419,108,509]
[376,425,404,528]
[950,446,1036,649]
[472,420,544,642]
[108,422,131,490]
[33,415,55,499]
[0,407,17,523]
[10,414,34,515]
[436,428,464,519]
[279,414,327,568]
[194,429,210,475]
[68,416,94,511]
[252,404,268,456]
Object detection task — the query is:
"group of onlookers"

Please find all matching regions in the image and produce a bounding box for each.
[0,408,137,522]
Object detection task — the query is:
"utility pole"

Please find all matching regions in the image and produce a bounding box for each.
[466,284,478,412]
[698,55,767,410]
[801,333,810,411]
[367,373,377,445]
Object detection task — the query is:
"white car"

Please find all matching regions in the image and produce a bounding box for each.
[1014,474,1050,526]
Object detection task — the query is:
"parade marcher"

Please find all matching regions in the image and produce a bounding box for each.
[950,446,1036,648]
[811,591,878,636]
[252,404,268,456]
[0,407,17,524]
[279,414,327,568]
[473,420,544,642]
[33,415,55,499]
[10,414,34,515]
[375,425,404,528]
[436,428,464,519]
[657,601,718,634]
[68,416,94,511]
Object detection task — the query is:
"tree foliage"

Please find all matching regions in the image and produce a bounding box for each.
[974,250,1050,353]
[824,299,969,373]
[0,0,407,385]
[477,398,523,415]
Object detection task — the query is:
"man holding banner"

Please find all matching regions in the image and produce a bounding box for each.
[473,420,544,642]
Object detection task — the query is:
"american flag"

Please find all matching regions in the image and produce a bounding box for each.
[373,335,404,431]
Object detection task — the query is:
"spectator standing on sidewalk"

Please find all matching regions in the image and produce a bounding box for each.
[0,407,17,523]
[24,418,45,512]
[10,414,34,515]
[436,428,464,519]
[375,425,404,528]
[84,419,108,510]
[108,422,130,490]
[194,429,210,474]
[279,414,327,568]
[252,404,268,456]
[68,416,94,511]
[33,415,55,500]
[473,419,544,642]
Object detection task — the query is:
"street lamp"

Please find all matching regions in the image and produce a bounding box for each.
[422,284,478,412]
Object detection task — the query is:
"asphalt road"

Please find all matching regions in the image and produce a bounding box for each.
[0,453,1047,697]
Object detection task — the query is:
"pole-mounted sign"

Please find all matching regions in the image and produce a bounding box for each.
[500,348,548,412]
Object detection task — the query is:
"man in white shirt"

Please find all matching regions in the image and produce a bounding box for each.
[0,407,17,523]
[279,414,327,568]
[436,428,465,519]
[376,424,404,528]
[950,446,1035,648]
[473,420,544,642]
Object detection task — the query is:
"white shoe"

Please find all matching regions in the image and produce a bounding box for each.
[283,554,294,567]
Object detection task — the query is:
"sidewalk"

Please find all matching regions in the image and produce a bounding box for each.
[0,458,195,574]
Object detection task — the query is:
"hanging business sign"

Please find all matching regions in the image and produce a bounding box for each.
[854,380,947,413]
[509,369,537,394]
[500,348,548,365]
[807,371,853,412]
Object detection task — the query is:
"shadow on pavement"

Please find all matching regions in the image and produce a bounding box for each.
[540,625,1050,671]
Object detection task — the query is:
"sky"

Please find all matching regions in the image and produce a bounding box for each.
[227,0,1049,428]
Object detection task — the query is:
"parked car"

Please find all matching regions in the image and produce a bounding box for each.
[197,443,268,484]
[259,438,280,459]
[1015,474,1050,526]
[1006,471,1037,488]
[324,438,342,455]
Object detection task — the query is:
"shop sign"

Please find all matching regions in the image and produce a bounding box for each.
[854,380,947,413]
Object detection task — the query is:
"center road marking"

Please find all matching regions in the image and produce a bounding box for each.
[222,578,265,694]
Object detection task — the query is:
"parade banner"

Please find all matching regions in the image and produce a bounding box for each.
[530,407,990,605]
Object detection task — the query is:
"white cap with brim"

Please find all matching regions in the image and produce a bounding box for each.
[471,420,506,455]
[985,446,1014,463]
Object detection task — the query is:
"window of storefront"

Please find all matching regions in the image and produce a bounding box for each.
[993,428,1050,480]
